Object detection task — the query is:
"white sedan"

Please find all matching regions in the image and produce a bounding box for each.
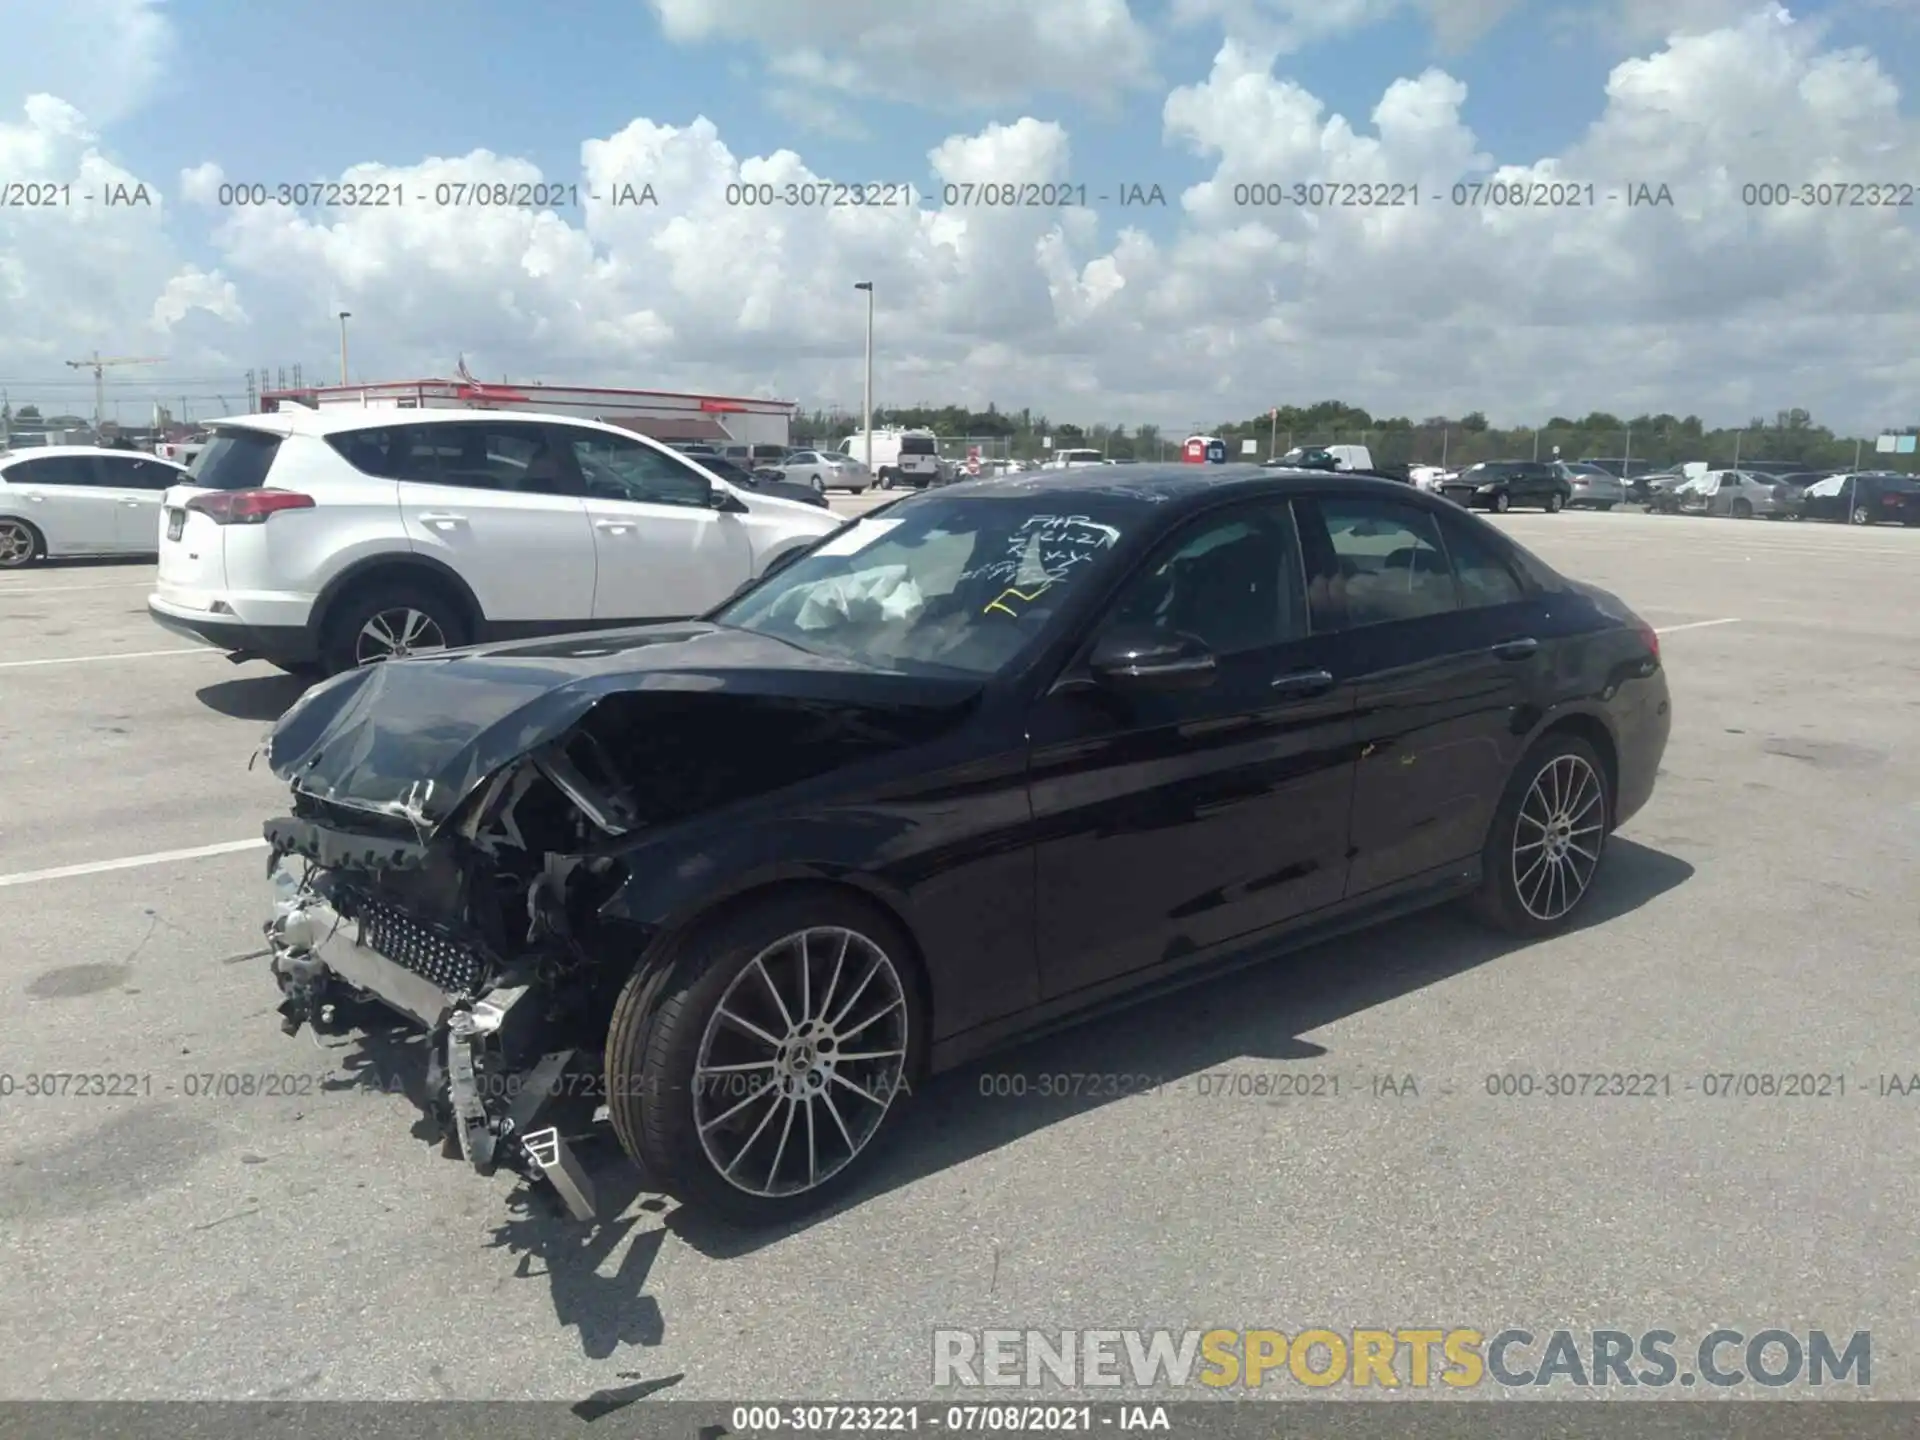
[0,446,193,568]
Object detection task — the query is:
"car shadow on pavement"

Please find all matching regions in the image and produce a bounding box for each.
[669,837,1694,1259]
[195,672,312,721]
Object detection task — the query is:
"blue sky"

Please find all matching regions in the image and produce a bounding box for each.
[8,0,1920,432]
[134,0,1915,243]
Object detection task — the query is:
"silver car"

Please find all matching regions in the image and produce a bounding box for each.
[774,448,870,495]
[1551,461,1626,510]
[1675,469,1794,519]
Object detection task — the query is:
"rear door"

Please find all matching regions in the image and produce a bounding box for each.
[385,420,596,626]
[554,425,755,623]
[3,454,116,552]
[1300,492,1534,896]
[98,454,184,550]
[898,433,941,484]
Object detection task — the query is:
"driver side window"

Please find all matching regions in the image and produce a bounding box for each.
[1100,503,1307,656]
[564,429,713,508]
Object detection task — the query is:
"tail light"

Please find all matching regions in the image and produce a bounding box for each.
[1635,619,1660,663]
[184,490,314,525]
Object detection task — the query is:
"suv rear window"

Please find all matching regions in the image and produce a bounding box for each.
[900,436,937,456]
[191,428,283,490]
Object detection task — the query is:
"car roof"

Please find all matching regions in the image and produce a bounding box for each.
[200,407,653,441]
[0,445,186,464]
[929,462,1423,508]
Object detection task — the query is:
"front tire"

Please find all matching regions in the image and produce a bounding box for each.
[1470,733,1611,937]
[1491,490,1511,514]
[1545,492,1565,513]
[811,474,826,494]
[319,579,469,675]
[607,890,927,1227]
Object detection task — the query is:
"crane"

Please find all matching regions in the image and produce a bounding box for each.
[64,352,165,431]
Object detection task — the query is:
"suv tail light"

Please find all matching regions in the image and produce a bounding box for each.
[1634,619,1660,663]
[185,490,314,525]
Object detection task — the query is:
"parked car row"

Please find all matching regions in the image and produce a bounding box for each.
[1643,468,1920,525]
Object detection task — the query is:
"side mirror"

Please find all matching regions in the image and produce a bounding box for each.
[711,485,751,514]
[1085,627,1217,692]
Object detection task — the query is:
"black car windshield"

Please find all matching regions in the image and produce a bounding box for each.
[714,494,1135,675]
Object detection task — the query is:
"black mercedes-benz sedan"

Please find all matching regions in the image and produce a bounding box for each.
[258,466,1670,1226]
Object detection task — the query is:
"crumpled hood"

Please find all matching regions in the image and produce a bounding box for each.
[265,622,981,832]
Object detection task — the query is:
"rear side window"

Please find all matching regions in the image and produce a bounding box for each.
[900,435,937,456]
[192,429,283,490]
[1438,514,1525,608]
[103,456,181,491]
[1310,496,1457,629]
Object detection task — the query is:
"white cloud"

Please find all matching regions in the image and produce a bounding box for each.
[151,266,247,330]
[647,0,1158,107]
[2,8,1917,433]
[0,0,176,127]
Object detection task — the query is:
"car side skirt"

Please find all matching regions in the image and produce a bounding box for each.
[927,858,1481,1073]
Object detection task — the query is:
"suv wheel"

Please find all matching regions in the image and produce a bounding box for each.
[321,580,469,674]
[606,890,926,1227]
[1490,490,1511,514]
[1850,505,1873,525]
[1545,492,1565,514]
[0,517,43,568]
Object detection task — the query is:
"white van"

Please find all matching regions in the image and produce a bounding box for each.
[1267,443,1374,472]
[840,428,942,489]
[1045,448,1106,469]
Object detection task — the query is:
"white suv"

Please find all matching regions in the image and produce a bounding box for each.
[147,409,843,675]
[0,446,194,567]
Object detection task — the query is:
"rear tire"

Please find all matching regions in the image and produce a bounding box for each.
[319,579,470,676]
[606,890,927,1227]
[1851,506,1873,525]
[0,517,43,568]
[1545,492,1565,513]
[1470,732,1612,938]
[1731,499,1753,519]
[811,474,826,494]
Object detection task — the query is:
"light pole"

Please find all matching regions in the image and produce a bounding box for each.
[854,282,873,482]
[337,311,351,385]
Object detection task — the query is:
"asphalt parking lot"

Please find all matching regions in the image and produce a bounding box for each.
[2,502,1917,1403]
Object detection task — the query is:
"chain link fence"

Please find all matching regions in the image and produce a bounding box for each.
[1234,427,1912,475]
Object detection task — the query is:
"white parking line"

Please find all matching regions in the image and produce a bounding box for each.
[0,838,269,889]
[0,646,212,670]
[1655,618,1741,634]
[0,580,155,596]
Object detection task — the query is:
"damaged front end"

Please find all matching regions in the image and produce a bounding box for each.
[257,630,980,1220]
[265,724,645,1222]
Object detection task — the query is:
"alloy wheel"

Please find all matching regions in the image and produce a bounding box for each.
[812,474,826,493]
[354,607,448,665]
[1493,491,1511,513]
[692,926,910,1199]
[1512,753,1605,922]
[1851,506,1872,525]
[0,519,34,567]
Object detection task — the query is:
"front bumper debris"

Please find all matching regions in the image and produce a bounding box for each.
[265,855,600,1221]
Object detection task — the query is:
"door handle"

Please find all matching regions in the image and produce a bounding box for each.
[1490,637,1539,660]
[122,499,145,507]
[1269,668,1335,696]
[593,519,635,532]
[22,492,43,501]
[416,511,467,526]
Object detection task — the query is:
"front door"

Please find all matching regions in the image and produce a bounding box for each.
[1298,493,1537,896]
[555,427,756,624]
[99,454,179,550]
[1028,499,1358,1001]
